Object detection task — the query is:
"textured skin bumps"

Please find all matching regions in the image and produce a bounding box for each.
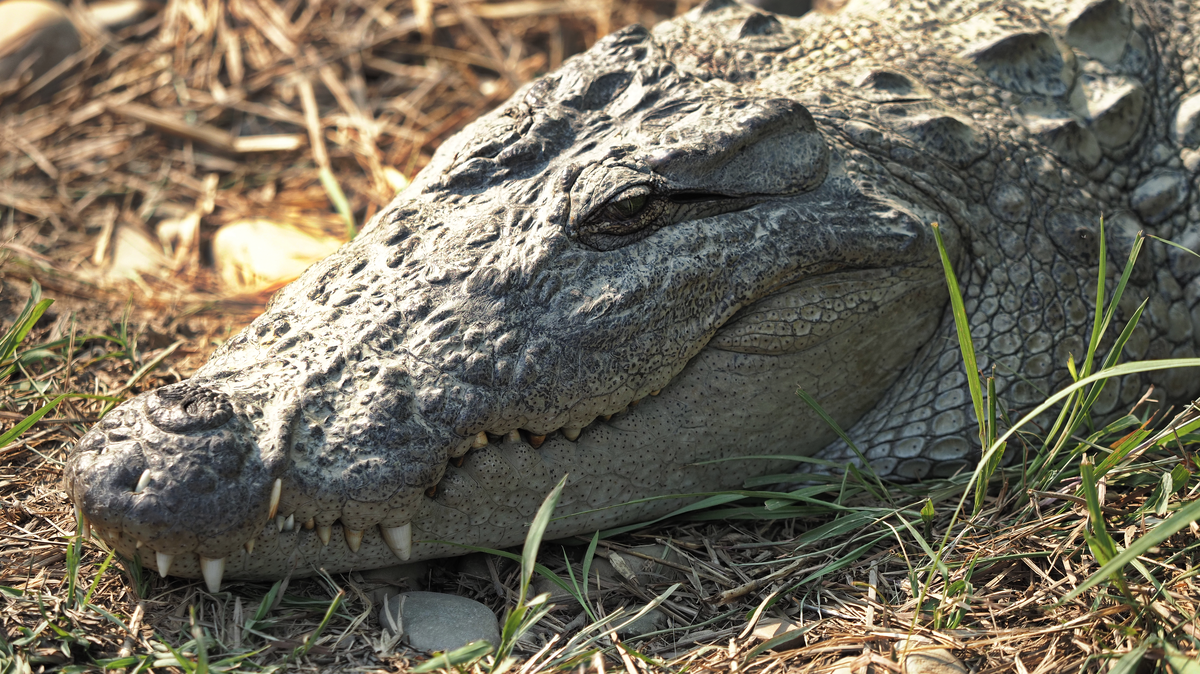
[66,0,1200,581]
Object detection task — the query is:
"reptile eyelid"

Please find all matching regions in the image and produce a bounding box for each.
[603,188,652,219]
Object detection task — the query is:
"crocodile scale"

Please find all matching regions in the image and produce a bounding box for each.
[66,0,1200,588]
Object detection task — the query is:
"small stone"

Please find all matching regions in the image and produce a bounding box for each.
[84,0,160,30]
[455,552,495,579]
[212,219,342,291]
[379,591,500,653]
[751,617,805,650]
[615,607,666,636]
[0,0,80,85]
[106,222,171,280]
[625,544,683,580]
[156,212,200,270]
[896,640,967,674]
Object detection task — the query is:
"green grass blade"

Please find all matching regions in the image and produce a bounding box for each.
[1081,216,1108,380]
[1164,644,1200,674]
[318,166,357,239]
[411,640,494,673]
[1,392,116,449]
[597,493,749,537]
[0,280,52,364]
[1082,298,1148,416]
[0,394,69,448]
[989,358,1200,479]
[975,376,1002,515]
[1060,493,1200,604]
[251,579,285,624]
[579,532,600,620]
[80,547,117,608]
[931,222,984,442]
[795,387,890,501]
[520,475,568,605]
[791,535,888,586]
[121,341,182,392]
[294,590,343,659]
[189,605,208,674]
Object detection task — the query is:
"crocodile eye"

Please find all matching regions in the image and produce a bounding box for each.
[605,192,649,220]
[574,185,670,251]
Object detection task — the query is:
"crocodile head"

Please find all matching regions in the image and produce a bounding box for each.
[71,0,1177,590]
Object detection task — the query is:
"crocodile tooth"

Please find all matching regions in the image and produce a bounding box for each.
[505,430,521,443]
[563,427,581,441]
[317,525,332,545]
[345,528,364,552]
[630,398,642,407]
[244,539,255,554]
[200,556,225,593]
[649,389,661,396]
[275,515,286,532]
[471,431,488,448]
[136,539,143,548]
[303,518,315,529]
[380,524,412,561]
[268,478,281,519]
[284,514,294,531]
[133,469,151,493]
[602,414,613,421]
[156,552,173,578]
[528,434,546,449]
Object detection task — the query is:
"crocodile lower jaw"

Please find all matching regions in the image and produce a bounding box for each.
[76,390,666,592]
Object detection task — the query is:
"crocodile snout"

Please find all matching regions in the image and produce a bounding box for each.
[66,381,279,592]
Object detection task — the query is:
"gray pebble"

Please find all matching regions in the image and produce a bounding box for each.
[615,607,667,637]
[379,591,500,653]
[0,0,80,85]
[896,640,967,674]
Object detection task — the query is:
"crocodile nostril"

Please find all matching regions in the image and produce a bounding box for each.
[146,383,234,433]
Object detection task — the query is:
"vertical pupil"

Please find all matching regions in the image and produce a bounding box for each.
[616,194,647,217]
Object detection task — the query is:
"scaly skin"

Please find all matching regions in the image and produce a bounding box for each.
[66,0,1200,589]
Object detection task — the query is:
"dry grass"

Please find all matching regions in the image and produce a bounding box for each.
[2,0,1200,672]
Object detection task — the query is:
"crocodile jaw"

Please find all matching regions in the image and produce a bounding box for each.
[70,257,945,583]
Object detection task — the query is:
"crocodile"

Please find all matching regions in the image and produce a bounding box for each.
[66,0,1200,592]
